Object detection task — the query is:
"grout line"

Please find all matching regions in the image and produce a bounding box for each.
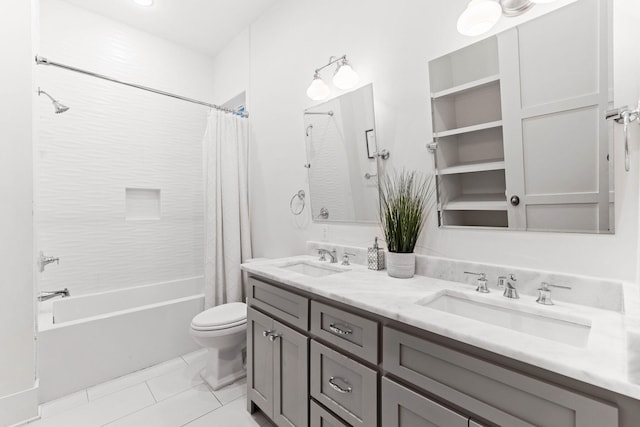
[145,381,158,403]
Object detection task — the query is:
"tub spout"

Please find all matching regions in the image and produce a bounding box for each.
[38,288,70,302]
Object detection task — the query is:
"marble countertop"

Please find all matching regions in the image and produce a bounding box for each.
[242,255,640,400]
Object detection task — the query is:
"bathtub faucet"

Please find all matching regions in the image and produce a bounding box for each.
[38,288,70,302]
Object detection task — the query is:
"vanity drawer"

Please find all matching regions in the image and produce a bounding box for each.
[310,340,377,427]
[382,327,618,427]
[247,276,309,330]
[310,300,378,364]
[381,377,468,427]
[310,400,350,427]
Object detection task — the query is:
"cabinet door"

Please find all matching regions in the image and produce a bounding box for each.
[247,307,274,418]
[381,377,468,427]
[273,320,309,427]
[500,0,611,232]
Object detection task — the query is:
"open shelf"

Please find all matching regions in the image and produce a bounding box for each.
[438,159,505,176]
[441,210,509,228]
[434,121,503,139]
[442,193,507,211]
[432,74,500,99]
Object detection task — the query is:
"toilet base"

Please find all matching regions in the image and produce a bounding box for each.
[200,346,246,390]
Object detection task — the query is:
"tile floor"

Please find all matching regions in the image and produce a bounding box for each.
[29,349,274,427]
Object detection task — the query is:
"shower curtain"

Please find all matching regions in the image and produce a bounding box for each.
[203,110,252,308]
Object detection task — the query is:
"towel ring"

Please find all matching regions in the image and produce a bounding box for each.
[290,190,306,215]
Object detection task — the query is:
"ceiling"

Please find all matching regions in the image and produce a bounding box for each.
[60,0,278,57]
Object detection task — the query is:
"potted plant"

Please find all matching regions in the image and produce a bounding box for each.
[379,170,434,278]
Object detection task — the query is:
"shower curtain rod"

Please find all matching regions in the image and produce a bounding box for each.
[35,55,249,118]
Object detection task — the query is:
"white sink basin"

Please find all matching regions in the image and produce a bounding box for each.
[280,261,346,278]
[417,291,591,347]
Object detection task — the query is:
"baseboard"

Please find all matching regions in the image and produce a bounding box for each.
[0,381,39,427]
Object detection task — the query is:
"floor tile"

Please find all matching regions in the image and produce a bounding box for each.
[146,360,204,401]
[181,349,207,366]
[28,383,155,427]
[104,385,221,427]
[182,396,268,427]
[87,357,187,400]
[40,390,88,419]
[211,377,247,405]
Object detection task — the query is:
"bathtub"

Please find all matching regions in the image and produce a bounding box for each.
[37,277,205,402]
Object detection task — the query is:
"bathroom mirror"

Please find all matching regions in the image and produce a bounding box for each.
[303,83,380,223]
[430,0,614,234]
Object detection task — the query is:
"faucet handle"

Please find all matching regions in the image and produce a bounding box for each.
[464,271,489,293]
[318,249,327,262]
[536,282,571,306]
[342,252,356,266]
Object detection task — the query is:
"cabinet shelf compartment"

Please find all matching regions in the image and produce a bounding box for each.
[435,126,504,171]
[441,210,509,228]
[432,74,500,99]
[438,170,507,226]
[438,160,505,176]
[432,82,503,134]
[442,193,507,211]
[434,120,502,139]
[429,36,499,94]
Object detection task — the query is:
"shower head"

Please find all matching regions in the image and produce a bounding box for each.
[38,87,70,114]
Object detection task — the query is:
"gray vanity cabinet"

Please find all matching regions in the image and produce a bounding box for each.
[381,377,468,427]
[247,278,310,427]
[310,400,349,427]
[383,327,618,427]
[247,307,309,427]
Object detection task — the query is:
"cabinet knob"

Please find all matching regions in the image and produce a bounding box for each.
[263,330,274,338]
[268,333,280,342]
[510,195,520,206]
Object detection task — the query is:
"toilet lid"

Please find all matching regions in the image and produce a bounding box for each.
[191,302,247,330]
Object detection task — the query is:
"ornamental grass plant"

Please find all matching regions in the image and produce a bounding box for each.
[379,170,435,253]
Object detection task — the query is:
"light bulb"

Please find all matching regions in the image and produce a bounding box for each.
[332,61,359,90]
[134,0,154,6]
[306,74,330,101]
[457,0,502,36]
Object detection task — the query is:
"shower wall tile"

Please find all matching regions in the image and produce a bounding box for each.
[37,0,215,295]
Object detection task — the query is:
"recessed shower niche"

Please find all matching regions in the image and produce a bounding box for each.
[125,188,161,220]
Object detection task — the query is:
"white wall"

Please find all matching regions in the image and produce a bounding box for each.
[211,0,640,282]
[36,0,216,295]
[0,0,39,424]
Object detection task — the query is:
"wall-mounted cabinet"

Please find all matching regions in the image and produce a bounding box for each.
[430,36,509,229]
[429,0,612,233]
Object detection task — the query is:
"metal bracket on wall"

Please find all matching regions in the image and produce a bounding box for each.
[426,142,438,153]
[606,101,640,172]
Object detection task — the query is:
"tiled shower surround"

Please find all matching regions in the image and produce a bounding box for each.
[36,0,215,295]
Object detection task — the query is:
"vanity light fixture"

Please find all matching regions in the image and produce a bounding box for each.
[457,0,557,36]
[306,55,359,101]
[133,0,154,7]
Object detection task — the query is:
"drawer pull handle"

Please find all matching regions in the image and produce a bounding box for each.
[328,377,352,394]
[329,323,353,335]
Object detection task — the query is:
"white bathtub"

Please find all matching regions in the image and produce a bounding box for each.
[37,277,205,402]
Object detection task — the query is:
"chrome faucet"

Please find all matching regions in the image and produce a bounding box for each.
[38,288,70,302]
[318,248,337,263]
[498,274,518,299]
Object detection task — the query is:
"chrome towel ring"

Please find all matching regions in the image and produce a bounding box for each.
[290,190,306,215]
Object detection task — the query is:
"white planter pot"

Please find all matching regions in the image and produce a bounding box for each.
[386,252,416,279]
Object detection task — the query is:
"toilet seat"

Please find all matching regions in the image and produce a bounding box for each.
[190,302,247,331]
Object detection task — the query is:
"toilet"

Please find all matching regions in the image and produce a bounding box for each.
[190,301,247,390]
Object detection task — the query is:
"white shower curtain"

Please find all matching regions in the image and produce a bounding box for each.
[203,110,252,308]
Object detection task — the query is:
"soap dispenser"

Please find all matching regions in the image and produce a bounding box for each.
[368,237,385,271]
